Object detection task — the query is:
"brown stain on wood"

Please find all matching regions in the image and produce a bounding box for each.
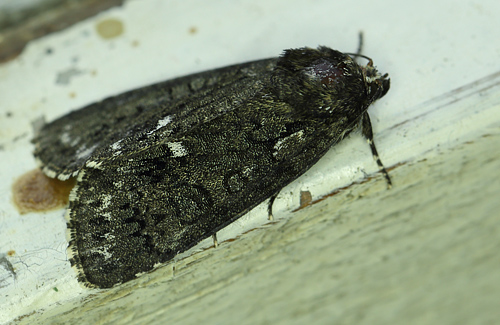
[12,169,75,214]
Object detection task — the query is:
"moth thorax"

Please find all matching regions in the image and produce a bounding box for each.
[306,58,347,86]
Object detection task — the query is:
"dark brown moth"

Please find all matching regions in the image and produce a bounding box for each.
[33,43,391,288]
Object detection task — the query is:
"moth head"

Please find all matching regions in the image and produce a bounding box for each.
[352,54,390,102]
[275,47,389,117]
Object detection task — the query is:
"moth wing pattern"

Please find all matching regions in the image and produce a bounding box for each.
[67,92,349,288]
[33,59,278,180]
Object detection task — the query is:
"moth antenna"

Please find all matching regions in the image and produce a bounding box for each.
[345,52,374,67]
[356,31,364,57]
[345,32,375,66]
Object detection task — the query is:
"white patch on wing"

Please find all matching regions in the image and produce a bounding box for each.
[97,194,113,211]
[273,130,305,156]
[101,212,112,221]
[148,115,173,134]
[110,139,124,156]
[59,131,81,147]
[76,143,99,160]
[86,160,104,169]
[242,166,254,176]
[167,141,188,157]
[89,246,113,260]
[42,167,57,179]
[111,139,123,150]
[60,132,72,145]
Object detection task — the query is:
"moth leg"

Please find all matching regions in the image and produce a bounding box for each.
[361,112,392,188]
[212,234,218,248]
[267,193,278,221]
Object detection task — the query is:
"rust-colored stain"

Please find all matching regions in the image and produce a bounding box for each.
[188,26,198,35]
[298,190,313,209]
[292,162,402,212]
[12,169,76,214]
[95,18,124,39]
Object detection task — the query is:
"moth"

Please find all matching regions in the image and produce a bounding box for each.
[33,41,391,288]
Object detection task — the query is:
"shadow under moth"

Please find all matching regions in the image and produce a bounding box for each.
[33,38,391,288]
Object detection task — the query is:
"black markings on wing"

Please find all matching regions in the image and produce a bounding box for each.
[67,98,346,288]
[33,59,278,180]
[34,45,392,288]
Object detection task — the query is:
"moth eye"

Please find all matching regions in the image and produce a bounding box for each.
[307,58,345,86]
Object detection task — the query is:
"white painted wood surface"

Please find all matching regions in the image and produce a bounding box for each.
[1,0,499,323]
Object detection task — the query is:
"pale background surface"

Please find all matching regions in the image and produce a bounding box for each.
[1,0,499,324]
